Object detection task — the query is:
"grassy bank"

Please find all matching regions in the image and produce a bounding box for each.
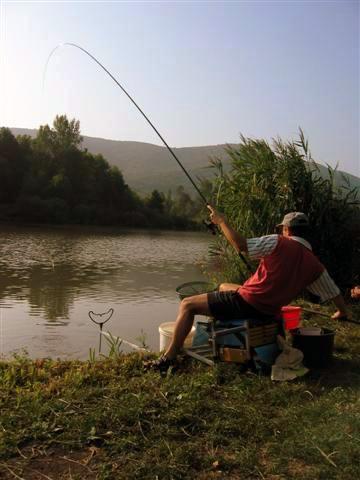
[0,304,359,480]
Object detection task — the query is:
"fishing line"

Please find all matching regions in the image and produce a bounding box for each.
[44,43,252,269]
[43,43,208,204]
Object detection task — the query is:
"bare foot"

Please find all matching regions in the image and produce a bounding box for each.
[331,310,351,321]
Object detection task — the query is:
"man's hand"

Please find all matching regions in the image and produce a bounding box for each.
[207,205,248,253]
[351,286,360,300]
[331,294,351,321]
[207,205,225,225]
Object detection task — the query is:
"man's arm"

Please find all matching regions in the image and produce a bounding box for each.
[307,270,350,320]
[207,205,247,253]
[331,294,349,320]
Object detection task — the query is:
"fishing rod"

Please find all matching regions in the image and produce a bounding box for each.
[44,44,208,201]
[44,43,252,270]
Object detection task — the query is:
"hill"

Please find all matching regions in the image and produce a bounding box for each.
[11,128,360,196]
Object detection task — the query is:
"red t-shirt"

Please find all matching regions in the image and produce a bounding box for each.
[238,236,324,315]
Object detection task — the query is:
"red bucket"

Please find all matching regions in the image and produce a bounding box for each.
[281,306,302,330]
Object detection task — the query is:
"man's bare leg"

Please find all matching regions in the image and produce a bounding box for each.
[165,293,211,360]
[219,283,242,292]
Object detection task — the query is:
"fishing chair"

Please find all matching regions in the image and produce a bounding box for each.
[183,316,282,369]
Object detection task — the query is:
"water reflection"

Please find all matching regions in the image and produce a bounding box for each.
[0,225,209,358]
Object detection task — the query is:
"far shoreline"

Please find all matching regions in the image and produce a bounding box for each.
[0,220,207,236]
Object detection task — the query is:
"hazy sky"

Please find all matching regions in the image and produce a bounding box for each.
[0,1,359,176]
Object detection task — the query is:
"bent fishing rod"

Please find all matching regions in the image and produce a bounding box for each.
[44,43,252,270]
[44,43,207,203]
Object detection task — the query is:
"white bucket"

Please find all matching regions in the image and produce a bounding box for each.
[159,322,195,351]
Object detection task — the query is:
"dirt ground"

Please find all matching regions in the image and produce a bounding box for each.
[0,445,102,480]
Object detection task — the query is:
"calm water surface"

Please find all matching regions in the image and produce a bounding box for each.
[0,225,210,359]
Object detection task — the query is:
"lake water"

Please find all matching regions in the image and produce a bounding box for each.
[0,225,210,359]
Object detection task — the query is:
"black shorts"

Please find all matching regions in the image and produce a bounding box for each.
[207,290,274,322]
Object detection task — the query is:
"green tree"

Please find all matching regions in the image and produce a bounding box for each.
[0,128,27,202]
[52,115,82,150]
[146,189,165,213]
[0,115,204,229]
[35,115,83,155]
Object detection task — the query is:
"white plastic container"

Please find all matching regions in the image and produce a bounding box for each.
[159,322,195,351]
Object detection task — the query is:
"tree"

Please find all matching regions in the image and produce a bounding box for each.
[35,115,83,157]
[52,115,83,150]
[146,190,165,213]
[0,128,26,202]
[0,127,19,159]
[0,115,203,229]
[172,185,197,218]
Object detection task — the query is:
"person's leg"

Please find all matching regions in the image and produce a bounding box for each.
[165,293,211,359]
[219,283,242,292]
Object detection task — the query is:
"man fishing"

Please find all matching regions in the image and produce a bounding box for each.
[150,205,349,372]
